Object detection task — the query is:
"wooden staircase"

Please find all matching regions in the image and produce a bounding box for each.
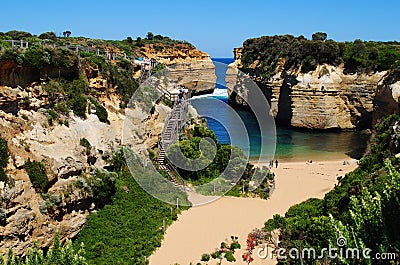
[158,93,192,191]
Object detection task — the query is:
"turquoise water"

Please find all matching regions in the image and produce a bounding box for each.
[190,58,369,162]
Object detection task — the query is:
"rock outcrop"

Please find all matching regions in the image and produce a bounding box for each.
[0,38,210,255]
[227,49,398,130]
[0,61,79,88]
[139,44,216,95]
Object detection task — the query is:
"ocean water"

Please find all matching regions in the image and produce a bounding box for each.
[191,58,369,162]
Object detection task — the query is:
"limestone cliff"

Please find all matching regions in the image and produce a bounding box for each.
[138,43,216,94]
[0,38,209,255]
[227,49,399,130]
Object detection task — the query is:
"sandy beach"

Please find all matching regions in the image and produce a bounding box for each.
[149,158,358,265]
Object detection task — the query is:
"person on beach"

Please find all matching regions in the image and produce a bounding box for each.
[275,159,279,168]
[269,159,273,169]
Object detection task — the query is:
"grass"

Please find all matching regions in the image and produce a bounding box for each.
[73,167,189,265]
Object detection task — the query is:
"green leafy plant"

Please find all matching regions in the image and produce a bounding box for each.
[88,97,109,123]
[73,149,189,264]
[0,138,8,168]
[80,138,91,155]
[1,232,87,264]
[25,159,48,192]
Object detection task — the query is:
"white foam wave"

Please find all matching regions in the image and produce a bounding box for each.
[192,88,228,99]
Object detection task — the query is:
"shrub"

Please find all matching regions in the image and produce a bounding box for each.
[25,159,49,192]
[201,253,211,261]
[21,114,29,121]
[39,31,57,40]
[211,251,221,259]
[0,208,6,226]
[1,233,87,264]
[47,109,58,125]
[69,94,87,119]
[80,138,91,155]
[5,30,32,40]
[152,62,166,73]
[224,251,236,262]
[87,170,116,204]
[0,138,8,168]
[88,97,109,123]
[0,168,7,183]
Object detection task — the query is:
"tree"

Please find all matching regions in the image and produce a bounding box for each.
[126,36,133,44]
[351,39,366,57]
[312,32,327,41]
[25,159,49,192]
[63,30,72,38]
[146,31,154,40]
[136,36,144,47]
[5,30,32,40]
[39,31,57,40]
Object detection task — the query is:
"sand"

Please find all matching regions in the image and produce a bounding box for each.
[149,158,358,265]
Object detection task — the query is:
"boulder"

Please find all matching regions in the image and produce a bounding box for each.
[56,157,85,179]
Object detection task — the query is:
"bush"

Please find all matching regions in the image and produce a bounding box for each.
[201,253,211,261]
[211,251,221,259]
[0,138,8,168]
[224,251,236,262]
[69,94,87,119]
[39,31,57,40]
[1,233,87,264]
[5,30,32,40]
[89,97,109,123]
[25,159,49,192]
[88,170,116,204]
[241,35,400,81]
[80,138,91,155]
[47,109,58,125]
[0,168,7,183]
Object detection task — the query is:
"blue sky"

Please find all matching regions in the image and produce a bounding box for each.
[1,0,399,57]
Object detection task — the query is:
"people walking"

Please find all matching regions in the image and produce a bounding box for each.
[178,91,183,104]
[275,159,279,168]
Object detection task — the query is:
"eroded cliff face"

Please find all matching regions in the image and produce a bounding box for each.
[0,82,187,255]
[140,44,216,94]
[0,45,211,255]
[227,49,399,130]
[0,62,79,88]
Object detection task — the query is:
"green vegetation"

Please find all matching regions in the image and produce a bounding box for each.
[201,253,211,261]
[43,77,112,123]
[241,33,400,82]
[0,43,78,69]
[0,138,9,183]
[198,236,241,264]
[151,62,166,73]
[84,169,116,205]
[82,55,138,104]
[262,114,400,264]
[166,125,274,198]
[0,233,87,265]
[0,138,8,168]
[88,96,109,123]
[25,159,48,192]
[73,149,189,264]
[80,138,91,155]
[43,78,88,124]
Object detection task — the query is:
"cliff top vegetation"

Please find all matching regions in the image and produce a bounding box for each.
[241,33,400,82]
